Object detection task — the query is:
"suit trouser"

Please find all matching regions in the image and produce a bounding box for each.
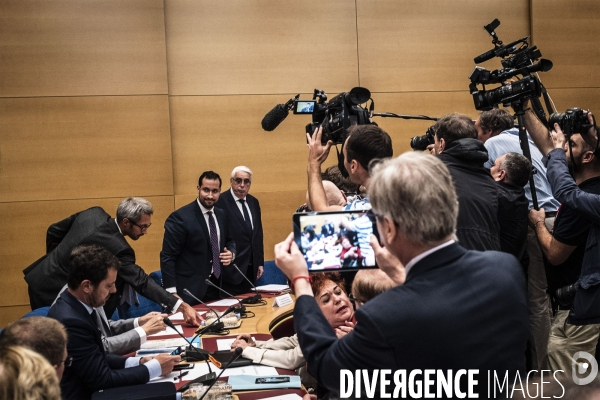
[526,217,554,371]
[547,310,600,372]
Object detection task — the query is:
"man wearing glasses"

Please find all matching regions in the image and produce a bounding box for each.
[216,166,264,295]
[23,197,202,326]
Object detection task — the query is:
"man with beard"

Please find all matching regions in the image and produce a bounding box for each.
[161,171,236,304]
[48,245,180,400]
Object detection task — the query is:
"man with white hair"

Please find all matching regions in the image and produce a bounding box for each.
[23,197,202,326]
[216,166,264,295]
[275,152,529,396]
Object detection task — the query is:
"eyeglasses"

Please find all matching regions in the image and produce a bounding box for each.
[62,356,73,367]
[233,178,251,185]
[130,220,151,231]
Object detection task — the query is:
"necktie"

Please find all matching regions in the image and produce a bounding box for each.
[207,211,221,278]
[238,199,253,231]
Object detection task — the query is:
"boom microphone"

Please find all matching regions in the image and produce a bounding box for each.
[260,96,296,131]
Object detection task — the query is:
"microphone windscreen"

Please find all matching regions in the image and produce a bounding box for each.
[163,317,176,330]
[261,104,289,131]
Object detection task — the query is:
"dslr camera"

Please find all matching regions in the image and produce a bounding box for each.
[549,108,594,136]
[410,125,436,151]
[297,87,372,145]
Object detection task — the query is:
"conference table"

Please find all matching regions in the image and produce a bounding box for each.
[149,292,306,399]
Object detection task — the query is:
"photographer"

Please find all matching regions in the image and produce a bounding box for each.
[306,124,392,212]
[524,107,600,373]
[429,113,501,251]
[478,107,559,372]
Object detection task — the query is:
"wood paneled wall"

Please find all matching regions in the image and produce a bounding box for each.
[1,0,598,326]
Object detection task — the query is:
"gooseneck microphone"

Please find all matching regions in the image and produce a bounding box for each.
[230,263,262,304]
[204,279,246,314]
[260,96,297,131]
[183,288,226,330]
[162,317,216,386]
[198,347,244,400]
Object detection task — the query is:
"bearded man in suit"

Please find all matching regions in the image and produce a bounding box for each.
[160,171,236,304]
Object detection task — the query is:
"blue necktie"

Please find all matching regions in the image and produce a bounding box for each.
[239,199,253,231]
[207,211,221,278]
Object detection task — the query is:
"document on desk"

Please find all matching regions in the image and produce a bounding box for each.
[220,365,278,377]
[148,324,183,337]
[140,337,189,349]
[216,337,256,351]
[169,311,206,321]
[207,298,241,307]
[253,284,290,293]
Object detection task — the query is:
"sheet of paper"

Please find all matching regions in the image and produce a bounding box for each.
[207,298,240,307]
[136,347,178,356]
[220,365,278,377]
[140,338,188,349]
[216,337,256,351]
[257,394,303,400]
[169,311,206,321]
[148,324,183,337]
[254,284,290,292]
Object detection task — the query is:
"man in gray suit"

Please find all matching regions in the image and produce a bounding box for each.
[24,197,202,326]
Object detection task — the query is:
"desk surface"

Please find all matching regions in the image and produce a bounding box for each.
[174,295,294,338]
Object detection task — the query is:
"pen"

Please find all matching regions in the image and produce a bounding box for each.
[174,371,189,381]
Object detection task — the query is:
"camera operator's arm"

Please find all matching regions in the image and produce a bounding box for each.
[528,208,576,265]
[306,127,344,211]
[523,106,554,156]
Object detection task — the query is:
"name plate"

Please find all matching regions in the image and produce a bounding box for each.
[272,293,293,308]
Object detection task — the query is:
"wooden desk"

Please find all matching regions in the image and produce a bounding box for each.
[177,295,294,338]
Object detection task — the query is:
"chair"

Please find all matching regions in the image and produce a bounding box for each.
[268,309,294,340]
[256,260,287,286]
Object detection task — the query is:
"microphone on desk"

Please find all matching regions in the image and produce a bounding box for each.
[230,263,263,304]
[182,288,228,332]
[204,279,246,315]
[161,316,216,385]
[197,347,244,400]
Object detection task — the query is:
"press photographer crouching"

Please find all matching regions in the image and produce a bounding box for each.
[275,152,529,398]
[428,113,501,251]
[524,106,600,373]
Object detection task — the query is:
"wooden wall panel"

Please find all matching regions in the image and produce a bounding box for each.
[165,0,359,95]
[531,0,600,89]
[357,0,530,92]
[0,196,174,308]
[0,0,168,97]
[0,96,173,202]
[175,190,306,262]
[537,88,600,116]
[0,306,32,329]
[170,95,312,195]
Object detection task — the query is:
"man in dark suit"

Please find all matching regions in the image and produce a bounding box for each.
[23,197,201,326]
[275,152,529,397]
[48,245,179,400]
[216,166,264,295]
[161,171,236,304]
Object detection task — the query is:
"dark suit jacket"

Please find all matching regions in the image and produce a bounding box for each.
[216,190,264,294]
[23,207,178,315]
[160,200,236,305]
[295,243,529,397]
[47,290,149,400]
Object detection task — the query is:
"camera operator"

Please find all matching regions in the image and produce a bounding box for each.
[524,106,600,373]
[428,113,501,251]
[306,124,392,212]
[478,107,560,371]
